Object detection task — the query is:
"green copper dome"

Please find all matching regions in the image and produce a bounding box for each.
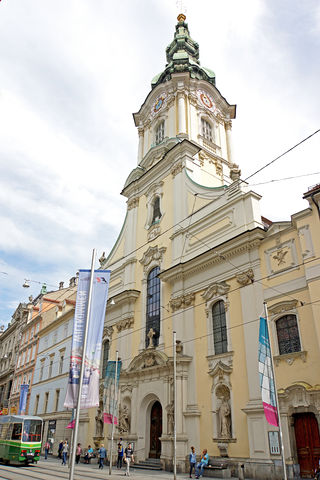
[151,14,216,89]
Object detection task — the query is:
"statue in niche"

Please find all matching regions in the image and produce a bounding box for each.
[118,404,130,434]
[218,398,231,438]
[166,402,174,435]
[95,408,104,437]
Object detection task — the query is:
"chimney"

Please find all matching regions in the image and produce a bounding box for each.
[59,281,64,290]
[69,277,76,287]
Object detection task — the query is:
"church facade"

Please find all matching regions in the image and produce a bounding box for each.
[94,15,320,479]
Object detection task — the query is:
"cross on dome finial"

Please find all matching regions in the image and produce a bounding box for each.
[176,0,187,21]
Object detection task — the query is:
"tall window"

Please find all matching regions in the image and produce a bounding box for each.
[151,197,162,224]
[276,315,301,355]
[55,389,60,412]
[201,118,213,142]
[34,395,39,415]
[59,351,64,375]
[40,359,45,381]
[102,340,110,378]
[44,392,49,413]
[155,120,165,145]
[146,267,161,348]
[212,301,227,354]
[48,355,54,378]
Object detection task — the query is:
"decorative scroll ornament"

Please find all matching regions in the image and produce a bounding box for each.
[139,245,166,270]
[116,317,134,332]
[169,293,195,312]
[236,268,254,286]
[202,282,230,302]
[127,196,139,211]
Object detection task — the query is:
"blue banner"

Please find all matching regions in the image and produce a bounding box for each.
[19,384,29,415]
[258,317,279,426]
[103,360,122,424]
[64,269,110,409]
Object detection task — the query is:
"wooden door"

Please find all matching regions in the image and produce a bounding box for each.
[149,401,162,458]
[294,413,320,478]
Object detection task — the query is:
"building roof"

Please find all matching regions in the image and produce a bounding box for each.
[151,14,216,89]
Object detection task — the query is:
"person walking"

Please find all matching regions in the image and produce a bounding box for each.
[124,443,134,476]
[61,440,68,465]
[117,442,124,469]
[195,449,209,479]
[58,440,63,459]
[75,443,82,464]
[189,446,196,478]
[44,441,50,460]
[98,443,107,469]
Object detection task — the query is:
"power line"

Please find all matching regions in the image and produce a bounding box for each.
[244,128,320,182]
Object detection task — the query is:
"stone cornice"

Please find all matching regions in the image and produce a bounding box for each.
[106,289,140,309]
[159,228,265,283]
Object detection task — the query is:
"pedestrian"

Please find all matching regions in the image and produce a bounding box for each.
[195,449,209,479]
[58,440,63,459]
[98,443,107,469]
[61,440,68,465]
[75,443,82,464]
[189,446,196,477]
[124,443,134,476]
[44,441,50,460]
[84,445,94,464]
[117,442,124,469]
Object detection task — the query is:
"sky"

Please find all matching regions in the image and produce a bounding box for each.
[0,0,319,324]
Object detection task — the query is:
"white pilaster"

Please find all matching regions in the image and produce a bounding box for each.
[177,92,186,135]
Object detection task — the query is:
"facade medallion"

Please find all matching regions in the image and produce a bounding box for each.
[197,89,217,113]
[151,93,167,117]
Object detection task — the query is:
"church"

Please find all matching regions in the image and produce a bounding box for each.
[89,14,320,479]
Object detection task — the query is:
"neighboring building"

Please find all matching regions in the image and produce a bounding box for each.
[86,15,320,480]
[10,279,77,417]
[28,281,77,455]
[0,303,29,412]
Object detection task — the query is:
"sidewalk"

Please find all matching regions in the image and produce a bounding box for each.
[41,455,239,480]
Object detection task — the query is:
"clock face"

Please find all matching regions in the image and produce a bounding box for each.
[197,90,217,113]
[200,93,213,109]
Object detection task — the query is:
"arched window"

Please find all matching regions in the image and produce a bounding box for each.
[146,267,160,348]
[212,301,227,354]
[201,118,213,142]
[155,121,165,145]
[102,340,110,377]
[276,315,301,355]
[151,196,162,224]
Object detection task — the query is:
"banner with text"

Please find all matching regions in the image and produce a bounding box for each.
[103,360,122,424]
[258,316,279,427]
[19,384,29,415]
[64,269,110,409]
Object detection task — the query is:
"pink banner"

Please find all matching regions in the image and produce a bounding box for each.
[103,413,118,424]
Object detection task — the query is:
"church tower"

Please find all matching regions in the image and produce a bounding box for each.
[101,14,267,474]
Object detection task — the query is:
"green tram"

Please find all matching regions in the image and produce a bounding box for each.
[0,415,42,465]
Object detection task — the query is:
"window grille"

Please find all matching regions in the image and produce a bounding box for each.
[212,300,228,354]
[155,121,165,145]
[201,118,213,142]
[276,315,301,355]
[146,267,160,348]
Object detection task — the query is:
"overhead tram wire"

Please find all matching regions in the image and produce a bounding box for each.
[15,293,320,380]
[244,128,320,182]
[5,128,320,294]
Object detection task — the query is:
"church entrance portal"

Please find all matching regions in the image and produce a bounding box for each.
[294,412,320,478]
[149,401,162,458]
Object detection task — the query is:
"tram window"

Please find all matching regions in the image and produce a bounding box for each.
[24,419,42,442]
[6,424,13,440]
[12,423,22,440]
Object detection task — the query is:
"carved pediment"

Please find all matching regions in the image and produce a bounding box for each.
[126,349,169,372]
[139,246,166,269]
[268,300,298,315]
[103,326,114,339]
[202,282,230,302]
[209,360,233,380]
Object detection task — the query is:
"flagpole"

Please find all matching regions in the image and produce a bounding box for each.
[173,331,177,480]
[263,302,288,480]
[69,248,96,480]
[109,350,119,475]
